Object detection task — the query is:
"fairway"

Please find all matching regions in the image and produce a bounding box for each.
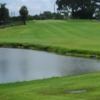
[0,20,100,54]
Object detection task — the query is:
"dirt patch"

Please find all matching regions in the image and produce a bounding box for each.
[40,89,88,95]
[67,90,87,94]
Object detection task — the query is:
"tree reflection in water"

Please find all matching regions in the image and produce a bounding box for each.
[20,59,28,80]
[0,60,8,82]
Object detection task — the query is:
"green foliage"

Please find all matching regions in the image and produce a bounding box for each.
[95,12,100,19]
[43,11,53,19]
[0,21,23,29]
[33,15,40,20]
[33,11,64,20]
[56,0,100,19]
[19,6,28,25]
[54,13,64,19]
[0,3,9,24]
[27,15,34,20]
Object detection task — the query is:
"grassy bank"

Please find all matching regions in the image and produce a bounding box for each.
[0,72,100,100]
[0,20,100,58]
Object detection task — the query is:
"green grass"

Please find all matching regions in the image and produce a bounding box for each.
[0,72,100,100]
[0,20,100,57]
[0,20,100,99]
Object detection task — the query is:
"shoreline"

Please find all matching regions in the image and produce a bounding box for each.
[0,42,100,59]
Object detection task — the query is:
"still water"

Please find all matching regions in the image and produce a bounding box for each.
[0,48,100,84]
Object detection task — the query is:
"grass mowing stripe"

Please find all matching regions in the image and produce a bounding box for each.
[0,20,100,55]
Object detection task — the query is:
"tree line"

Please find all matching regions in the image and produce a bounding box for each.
[0,1,100,26]
[33,11,64,20]
[0,3,28,25]
[0,3,9,24]
[56,0,100,19]
[0,3,64,26]
[0,3,65,26]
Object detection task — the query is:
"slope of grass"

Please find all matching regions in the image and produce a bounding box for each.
[0,20,100,57]
[0,72,100,100]
[0,20,99,50]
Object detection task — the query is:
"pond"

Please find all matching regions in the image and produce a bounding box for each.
[0,48,100,84]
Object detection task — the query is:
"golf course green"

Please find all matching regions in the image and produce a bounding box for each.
[0,20,100,100]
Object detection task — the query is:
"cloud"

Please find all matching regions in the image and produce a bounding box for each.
[0,0,57,16]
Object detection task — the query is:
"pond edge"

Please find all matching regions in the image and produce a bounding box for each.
[0,42,100,59]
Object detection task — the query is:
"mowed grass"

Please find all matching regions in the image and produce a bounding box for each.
[0,20,100,52]
[0,72,100,100]
[0,20,100,100]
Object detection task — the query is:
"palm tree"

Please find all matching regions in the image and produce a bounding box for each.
[19,6,28,25]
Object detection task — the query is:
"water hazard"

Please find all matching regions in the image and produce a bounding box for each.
[0,48,100,84]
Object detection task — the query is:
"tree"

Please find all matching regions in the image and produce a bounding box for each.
[0,3,9,24]
[19,6,28,25]
[43,11,53,19]
[56,0,100,19]
[33,15,40,20]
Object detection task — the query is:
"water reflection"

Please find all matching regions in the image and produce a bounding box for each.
[0,48,100,84]
[0,60,8,83]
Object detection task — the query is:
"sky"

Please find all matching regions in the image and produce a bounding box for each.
[0,0,57,16]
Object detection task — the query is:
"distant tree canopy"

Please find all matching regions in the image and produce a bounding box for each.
[56,0,100,19]
[19,6,28,25]
[33,11,64,20]
[39,11,54,19]
[0,3,9,24]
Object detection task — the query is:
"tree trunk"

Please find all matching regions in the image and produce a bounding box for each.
[23,19,26,25]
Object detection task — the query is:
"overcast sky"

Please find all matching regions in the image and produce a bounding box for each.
[0,0,57,16]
